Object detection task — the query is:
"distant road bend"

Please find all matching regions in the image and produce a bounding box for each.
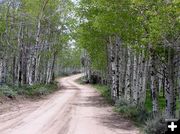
[0,74,139,134]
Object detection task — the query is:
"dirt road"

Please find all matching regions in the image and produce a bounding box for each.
[0,74,139,134]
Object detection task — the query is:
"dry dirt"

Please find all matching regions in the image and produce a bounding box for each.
[0,74,140,134]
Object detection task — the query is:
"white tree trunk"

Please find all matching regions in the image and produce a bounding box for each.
[125,48,131,102]
[139,53,149,104]
[111,45,116,100]
[0,59,2,84]
[35,55,41,83]
[109,36,116,101]
[115,36,121,99]
[28,65,33,85]
[150,49,159,114]
[165,48,176,118]
[141,58,149,104]
[132,54,138,104]
[46,60,52,84]
[135,55,141,104]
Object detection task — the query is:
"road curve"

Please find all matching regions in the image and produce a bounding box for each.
[0,74,139,134]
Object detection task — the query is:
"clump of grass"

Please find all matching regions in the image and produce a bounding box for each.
[145,89,166,112]
[0,90,3,97]
[145,89,180,112]
[115,98,150,125]
[81,81,179,133]
[75,78,87,85]
[0,82,58,98]
[92,84,149,123]
[0,85,17,99]
[20,82,58,97]
[92,84,113,104]
[144,114,166,134]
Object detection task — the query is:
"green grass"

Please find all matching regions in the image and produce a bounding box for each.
[88,83,180,118]
[75,78,87,85]
[76,78,112,102]
[145,89,180,117]
[76,78,112,103]
[92,84,113,104]
[91,84,180,121]
[0,82,58,99]
[77,77,180,118]
[91,84,147,125]
[85,83,180,134]
[23,83,58,97]
[0,85,17,98]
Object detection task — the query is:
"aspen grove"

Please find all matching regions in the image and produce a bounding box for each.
[0,0,78,86]
[0,0,180,133]
[77,0,180,119]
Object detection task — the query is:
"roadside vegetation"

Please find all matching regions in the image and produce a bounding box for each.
[77,0,180,134]
[0,1,81,101]
[93,84,168,134]
[0,0,179,133]
[92,84,112,104]
[0,82,58,99]
[78,78,179,134]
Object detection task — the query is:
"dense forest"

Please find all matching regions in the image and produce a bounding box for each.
[77,0,180,120]
[0,0,180,134]
[0,0,81,86]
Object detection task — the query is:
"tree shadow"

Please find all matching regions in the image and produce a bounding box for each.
[72,94,109,108]
[72,91,138,132]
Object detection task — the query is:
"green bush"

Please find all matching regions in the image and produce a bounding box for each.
[0,85,17,98]
[0,90,3,97]
[144,114,166,134]
[115,98,149,124]
[93,84,112,103]
[115,98,129,107]
[24,83,57,97]
[0,82,58,98]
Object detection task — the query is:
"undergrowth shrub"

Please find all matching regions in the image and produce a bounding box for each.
[115,98,149,124]
[0,85,17,98]
[0,82,58,98]
[144,114,166,134]
[0,90,3,97]
[24,83,57,97]
[93,84,112,104]
[115,98,167,133]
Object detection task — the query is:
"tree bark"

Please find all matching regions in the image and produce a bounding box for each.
[150,48,159,114]
[125,48,131,102]
[165,47,176,118]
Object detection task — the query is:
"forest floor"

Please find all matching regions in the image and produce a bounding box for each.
[0,74,139,134]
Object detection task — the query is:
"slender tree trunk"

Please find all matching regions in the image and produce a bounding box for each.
[35,55,41,83]
[162,69,166,97]
[18,51,22,86]
[0,59,2,85]
[132,54,138,104]
[150,48,159,114]
[22,46,27,84]
[46,59,52,84]
[135,55,141,104]
[125,48,131,102]
[107,44,112,88]
[115,36,121,99]
[12,56,16,84]
[165,47,176,118]
[138,53,149,104]
[109,36,116,101]
[17,22,23,86]
[51,52,57,82]
[141,58,149,103]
